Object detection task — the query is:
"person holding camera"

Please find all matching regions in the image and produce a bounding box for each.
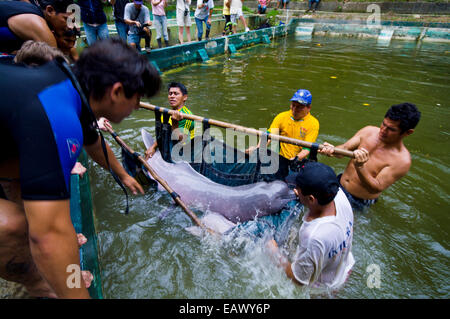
[124,0,152,52]
[176,0,192,44]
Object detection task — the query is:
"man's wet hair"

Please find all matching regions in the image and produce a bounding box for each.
[385,103,421,133]
[38,0,74,13]
[168,82,188,95]
[14,40,67,66]
[73,38,161,101]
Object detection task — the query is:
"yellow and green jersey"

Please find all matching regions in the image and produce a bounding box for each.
[268,110,319,160]
[163,105,195,140]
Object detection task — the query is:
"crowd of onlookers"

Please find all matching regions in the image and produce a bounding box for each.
[75,0,261,52]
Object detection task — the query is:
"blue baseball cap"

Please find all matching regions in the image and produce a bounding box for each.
[290,89,312,106]
[133,0,143,4]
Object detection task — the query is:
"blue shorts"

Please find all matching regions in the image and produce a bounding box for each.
[338,174,378,211]
[127,33,143,50]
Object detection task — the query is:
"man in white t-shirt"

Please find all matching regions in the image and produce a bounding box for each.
[194,0,214,41]
[266,162,355,290]
[230,0,249,33]
[176,0,192,44]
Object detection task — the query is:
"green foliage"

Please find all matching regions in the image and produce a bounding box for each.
[266,9,279,27]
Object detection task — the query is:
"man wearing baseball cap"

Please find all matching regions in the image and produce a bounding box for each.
[266,162,355,289]
[246,89,319,180]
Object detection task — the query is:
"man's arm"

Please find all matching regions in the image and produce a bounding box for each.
[145,141,159,160]
[266,239,303,285]
[319,127,367,158]
[24,200,90,298]
[84,137,144,195]
[354,154,410,194]
[8,14,57,48]
[124,5,140,27]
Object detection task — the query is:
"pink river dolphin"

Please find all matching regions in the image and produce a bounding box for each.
[142,129,295,224]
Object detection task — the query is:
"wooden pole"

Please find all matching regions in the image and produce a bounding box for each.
[139,102,355,158]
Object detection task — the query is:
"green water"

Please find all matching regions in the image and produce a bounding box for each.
[90,35,450,298]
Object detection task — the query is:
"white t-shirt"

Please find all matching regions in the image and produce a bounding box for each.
[291,188,355,289]
[176,0,191,11]
[194,0,214,20]
[230,0,242,15]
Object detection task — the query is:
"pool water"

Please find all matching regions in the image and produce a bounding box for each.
[90,34,450,298]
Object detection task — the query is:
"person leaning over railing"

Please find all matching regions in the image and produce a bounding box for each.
[0,0,78,62]
[0,38,161,298]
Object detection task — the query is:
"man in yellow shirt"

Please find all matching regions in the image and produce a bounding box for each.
[246,89,319,180]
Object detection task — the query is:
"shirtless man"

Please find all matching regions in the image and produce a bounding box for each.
[320,103,421,211]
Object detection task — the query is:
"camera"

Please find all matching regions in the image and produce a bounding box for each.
[184,9,189,16]
[63,27,81,38]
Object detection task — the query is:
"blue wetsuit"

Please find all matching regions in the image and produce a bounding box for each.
[0,61,98,200]
[0,1,44,54]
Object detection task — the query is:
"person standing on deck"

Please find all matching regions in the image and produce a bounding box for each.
[230,0,250,34]
[0,38,161,298]
[151,0,170,48]
[194,0,214,41]
[109,0,131,42]
[77,0,110,45]
[257,0,270,14]
[145,82,196,159]
[222,0,232,35]
[124,0,152,52]
[246,89,320,181]
[176,0,192,44]
[319,103,421,212]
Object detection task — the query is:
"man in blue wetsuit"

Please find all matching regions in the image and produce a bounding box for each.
[0,38,161,298]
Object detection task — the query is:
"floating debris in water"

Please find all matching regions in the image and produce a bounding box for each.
[330,76,337,79]
[259,108,268,111]
[363,103,370,106]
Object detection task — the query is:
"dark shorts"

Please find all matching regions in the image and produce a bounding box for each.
[338,174,378,211]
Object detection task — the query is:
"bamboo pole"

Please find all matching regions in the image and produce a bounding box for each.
[139,102,355,158]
